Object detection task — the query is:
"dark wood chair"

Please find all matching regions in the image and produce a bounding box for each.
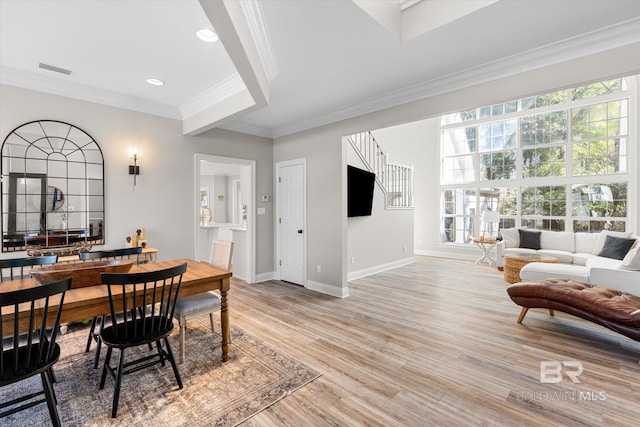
[0,255,58,282]
[98,262,187,418]
[0,277,72,427]
[79,247,142,368]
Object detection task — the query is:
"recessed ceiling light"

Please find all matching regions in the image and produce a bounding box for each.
[146,78,165,86]
[197,28,219,43]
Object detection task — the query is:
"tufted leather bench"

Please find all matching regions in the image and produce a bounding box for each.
[507,278,640,342]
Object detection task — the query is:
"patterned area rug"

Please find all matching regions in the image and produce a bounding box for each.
[1,319,320,426]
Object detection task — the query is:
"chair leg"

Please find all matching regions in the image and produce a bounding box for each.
[164,337,183,389]
[517,307,529,323]
[41,370,61,427]
[208,312,215,333]
[179,320,186,364]
[100,346,113,390]
[111,349,125,418]
[549,309,555,317]
[93,334,103,369]
[85,316,98,352]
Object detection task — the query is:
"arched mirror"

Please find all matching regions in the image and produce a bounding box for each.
[1,120,105,251]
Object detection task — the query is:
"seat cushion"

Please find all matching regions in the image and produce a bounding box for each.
[537,249,573,264]
[174,291,221,317]
[572,252,597,266]
[520,262,589,283]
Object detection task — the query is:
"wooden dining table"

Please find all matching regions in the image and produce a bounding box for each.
[0,258,233,361]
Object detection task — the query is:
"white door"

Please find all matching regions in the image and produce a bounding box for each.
[277,160,306,285]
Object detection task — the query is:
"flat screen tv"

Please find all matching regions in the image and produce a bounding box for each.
[348,165,375,217]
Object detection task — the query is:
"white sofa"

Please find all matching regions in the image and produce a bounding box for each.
[496,229,640,295]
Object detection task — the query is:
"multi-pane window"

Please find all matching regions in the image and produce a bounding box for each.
[440,78,632,243]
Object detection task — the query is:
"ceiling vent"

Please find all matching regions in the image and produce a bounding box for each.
[38,62,73,75]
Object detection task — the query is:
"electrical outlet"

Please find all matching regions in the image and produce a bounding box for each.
[317,265,321,273]
[351,256,355,264]
[403,246,407,253]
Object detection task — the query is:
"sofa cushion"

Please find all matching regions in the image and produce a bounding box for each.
[572,253,598,266]
[519,229,541,250]
[520,262,590,283]
[504,248,537,258]
[538,249,574,264]
[540,230,575,252]
[586,256,622,270]
[591,230,632,255]
[575,232,600,254]
[620,241,640,271]
[501,228,519,249]
[597,235,636,260]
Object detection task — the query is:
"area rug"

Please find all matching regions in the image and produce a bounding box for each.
[1,319,320,426]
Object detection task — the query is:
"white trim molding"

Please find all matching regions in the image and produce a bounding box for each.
[239,0,279,82]
[180,73,246,120]
[347,257,415,281]
[306,280,349,298]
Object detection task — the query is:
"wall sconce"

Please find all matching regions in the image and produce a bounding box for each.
[129,146,140,186]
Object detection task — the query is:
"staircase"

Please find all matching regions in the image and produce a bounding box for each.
[347,131,414,208]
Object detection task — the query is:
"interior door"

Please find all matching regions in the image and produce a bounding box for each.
[277,160,306,285]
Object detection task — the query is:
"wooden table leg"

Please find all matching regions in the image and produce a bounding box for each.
[220,277,230,361]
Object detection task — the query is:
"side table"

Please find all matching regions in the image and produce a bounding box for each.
[473,238,497,266]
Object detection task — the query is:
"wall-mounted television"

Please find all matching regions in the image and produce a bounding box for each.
[347,165,375,217]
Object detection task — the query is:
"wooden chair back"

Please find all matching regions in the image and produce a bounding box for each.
[79,247,142,265]
[0,255,58,282]
[210,240,233,271]
[100,263,187,343]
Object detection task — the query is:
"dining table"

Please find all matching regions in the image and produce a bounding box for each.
[0,258,233,361]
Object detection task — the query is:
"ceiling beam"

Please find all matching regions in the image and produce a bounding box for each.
[183,0,271,136]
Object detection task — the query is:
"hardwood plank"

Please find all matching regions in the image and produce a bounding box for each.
[226,256,640,426]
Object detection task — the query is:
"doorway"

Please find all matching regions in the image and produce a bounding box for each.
[195,154,255,283]
[276,158,306,286]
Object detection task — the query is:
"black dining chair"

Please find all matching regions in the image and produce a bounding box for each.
[79,247,142,368]
[98,262,187,418]
[0,277,72,427]
[0,255,58,282]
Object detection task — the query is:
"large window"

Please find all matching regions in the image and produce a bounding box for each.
[440,78,632,243]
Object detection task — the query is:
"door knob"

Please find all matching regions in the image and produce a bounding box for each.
[297,229,303,234]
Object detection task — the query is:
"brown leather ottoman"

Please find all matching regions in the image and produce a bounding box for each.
[507,278,640,342]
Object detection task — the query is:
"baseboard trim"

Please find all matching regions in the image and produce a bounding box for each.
[347,257,415,281]
[306,280,349,298]
[255,271,275,283]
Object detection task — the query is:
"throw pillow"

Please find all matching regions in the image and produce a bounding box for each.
[619,239,640,270]
[597,235,636,260]
[518,229,541,250]
[591,230,632,255]
[501,228,519,248]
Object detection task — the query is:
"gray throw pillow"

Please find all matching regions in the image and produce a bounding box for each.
[597,235,636,260]
[519,229,541,250]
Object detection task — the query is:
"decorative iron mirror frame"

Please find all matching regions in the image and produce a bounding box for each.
[1,120,105,251]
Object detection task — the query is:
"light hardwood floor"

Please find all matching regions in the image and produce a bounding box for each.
[229,256,640,426]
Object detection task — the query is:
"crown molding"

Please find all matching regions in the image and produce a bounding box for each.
[269,17,640,138]
[239,0,279,82]
[180,72,246,120]
[0,65,182,120]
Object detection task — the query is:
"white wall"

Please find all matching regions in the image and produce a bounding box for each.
[346,141,414,280]
[0,85,274,277]
[273,42,640,296]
